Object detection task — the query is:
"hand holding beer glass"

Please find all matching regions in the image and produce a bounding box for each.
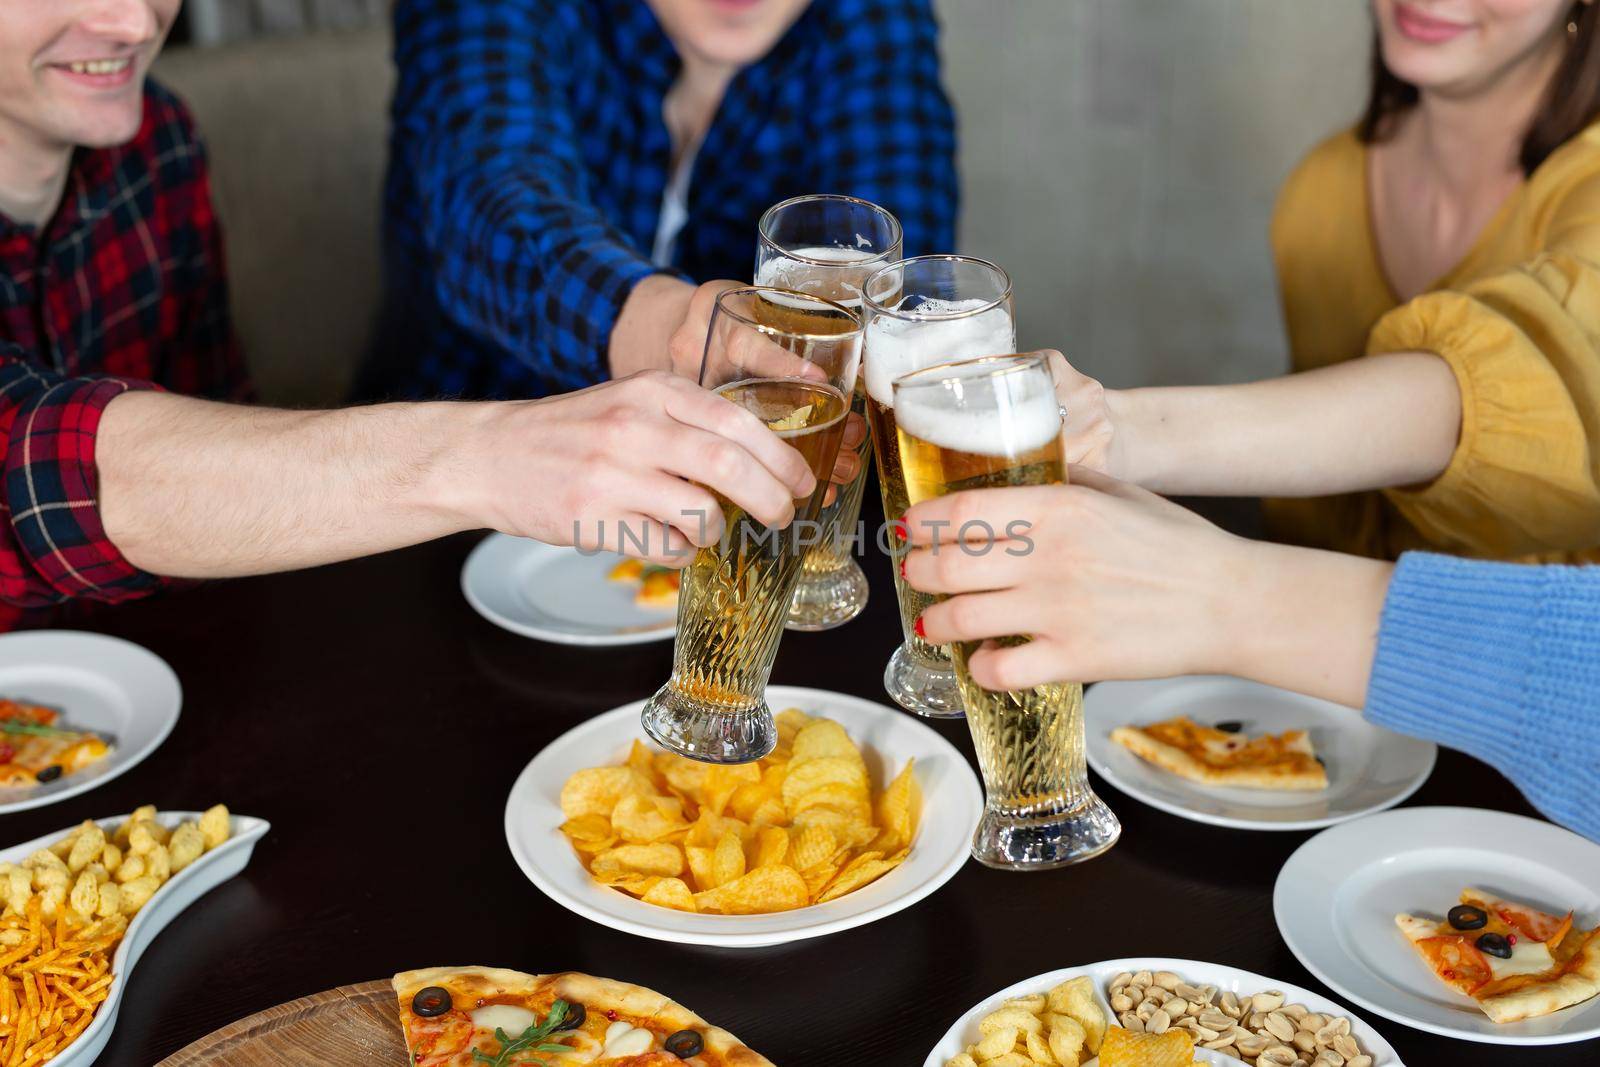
[893,353,1121,870]
[756,194,902,632]
[641,287,861,764]
[862,256,1017,717]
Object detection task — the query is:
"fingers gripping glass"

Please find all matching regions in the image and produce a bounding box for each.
[641,287,862,764]
[860,255,1016,719]
[755,194,902,632]
[893,353,1121,871]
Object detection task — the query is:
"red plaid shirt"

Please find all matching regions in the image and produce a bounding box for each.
[0,82,248,611]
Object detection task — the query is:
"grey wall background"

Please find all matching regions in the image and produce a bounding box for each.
[165,2,1377,404]
[936,0,1372,388]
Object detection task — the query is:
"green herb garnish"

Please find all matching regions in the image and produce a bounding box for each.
[469,1000,573,1067]
[0,721,80,738]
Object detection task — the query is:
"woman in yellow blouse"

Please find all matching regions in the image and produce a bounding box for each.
[1058,0,1600,561]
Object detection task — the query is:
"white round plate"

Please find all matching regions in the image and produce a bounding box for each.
[1084,676,1436,831]
[1,811,269,1066]
[1275,807,1600,1046]
[461,533,676,646]
[924,956,1402,1066]
[0,631,181,814]
[504,685,983,947]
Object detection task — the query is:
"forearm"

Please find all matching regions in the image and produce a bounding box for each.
[96,392,487,578]
[609,274,696,379]
[1115,352,1461,497]
[1218,539,1393,708]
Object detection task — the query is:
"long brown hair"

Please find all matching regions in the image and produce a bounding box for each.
[1359,1,1600,174]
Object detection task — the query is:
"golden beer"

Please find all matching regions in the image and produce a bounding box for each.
[894,354,1120,870]
[754,239,894,631]
[669,378,849,710]
[645,287,859,762]
[862,258,1017,717]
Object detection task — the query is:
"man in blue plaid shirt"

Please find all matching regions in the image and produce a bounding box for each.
[360,0,959,400]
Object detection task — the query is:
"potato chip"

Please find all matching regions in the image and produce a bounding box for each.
[749,796,787,826]
[656,752,710,799]
[559,814,614,845]
[640,877,697,912]
[726,782,771,823]
[1025,1029,1057,1065]
[696,865,809,914]
[701,763,762,817]
[977,1055,1031,1067]
[611,794,688,843]
[752,826,789,868]
[876,758,921,847]
[785,824,835,871]
[817,851,898,903]
[774,707,812,746]
[708,831,746,889]
[789,782,872,819]
[559,766,655,819]
[780,756,869,809]
[685,846,715,889]
[589,843,683,883]
[945,1055,977,1067]
[1097,1026,1194,1067]
[789,719,862,765]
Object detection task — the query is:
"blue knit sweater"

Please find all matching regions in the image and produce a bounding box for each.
[1368,552,1600,842]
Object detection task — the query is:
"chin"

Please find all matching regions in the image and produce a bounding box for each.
[684,28,782,67]
[1378,35,1483,90]
[62,104,146,150]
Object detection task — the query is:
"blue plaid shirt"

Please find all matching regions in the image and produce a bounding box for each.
[364,0,958,400]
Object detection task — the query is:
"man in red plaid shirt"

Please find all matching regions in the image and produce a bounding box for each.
[0,1,857,618]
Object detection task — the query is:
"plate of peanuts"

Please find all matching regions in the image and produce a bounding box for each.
[0,804,267,1065]
[925,958,1403,1067]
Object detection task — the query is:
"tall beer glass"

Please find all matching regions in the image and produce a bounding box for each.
[861,256,1015,718]
[894,353,1121,870]
[756,195,901,631]
[642,287,860,764]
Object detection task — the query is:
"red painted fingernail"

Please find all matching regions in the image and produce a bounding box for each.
[898,557,908,579]
[892,519,908,542]
[914,616,926,638]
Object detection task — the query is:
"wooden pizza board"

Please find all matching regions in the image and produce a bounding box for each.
[158,979,408,1065]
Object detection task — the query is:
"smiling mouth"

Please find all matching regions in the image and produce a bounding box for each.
[62,58,133,76]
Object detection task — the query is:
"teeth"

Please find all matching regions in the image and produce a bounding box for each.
[67,59,130,76]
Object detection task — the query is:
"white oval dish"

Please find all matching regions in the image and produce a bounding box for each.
[1275,806,1600,1045]
[0,811,269,1066]
[461,534,676,647]
[923,956,1404,1066]
[1084,676,1436,831]
[0,631,182,815]
[504,685,982,947]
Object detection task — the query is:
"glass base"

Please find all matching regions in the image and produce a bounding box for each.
[970,792,1121,872]
[785,557,869,632]
[641,684,775,764]
[884,644,966,718]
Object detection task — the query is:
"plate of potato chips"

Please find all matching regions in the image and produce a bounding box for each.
[503,685,982,947]
[924,958,1401,1067]
[0,804,267,1065]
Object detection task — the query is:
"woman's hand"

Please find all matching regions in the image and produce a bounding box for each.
[1047,352,1115,472]
[465,370,818,565]
[898,468,1391,706]
[899,468,1247,689]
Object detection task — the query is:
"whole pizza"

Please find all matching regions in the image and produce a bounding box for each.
[393,967,773,1066]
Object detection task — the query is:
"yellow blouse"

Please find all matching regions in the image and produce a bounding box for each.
[1269,123,1600,562]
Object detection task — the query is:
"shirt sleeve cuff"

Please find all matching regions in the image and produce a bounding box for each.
[4,376,165,604]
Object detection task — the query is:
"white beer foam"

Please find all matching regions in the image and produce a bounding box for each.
[895,363,1060,458]
[757,246,880,305]
[863,299,1015,407]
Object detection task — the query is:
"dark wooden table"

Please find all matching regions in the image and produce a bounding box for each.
[21,521,1594,1065]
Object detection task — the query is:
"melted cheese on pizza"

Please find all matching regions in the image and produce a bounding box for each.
[1488,939,1558,981]
[1141,717,1320,772]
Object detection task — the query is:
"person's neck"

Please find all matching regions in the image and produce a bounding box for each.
[0,127,73,230]
[663,52,736,167]
[1410,39,1565,200]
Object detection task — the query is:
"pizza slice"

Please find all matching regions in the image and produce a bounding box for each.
[1109,716,1327,791]
[1396,887,1600,1023]
[0,700,112,788]
[393,967,773,1066]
